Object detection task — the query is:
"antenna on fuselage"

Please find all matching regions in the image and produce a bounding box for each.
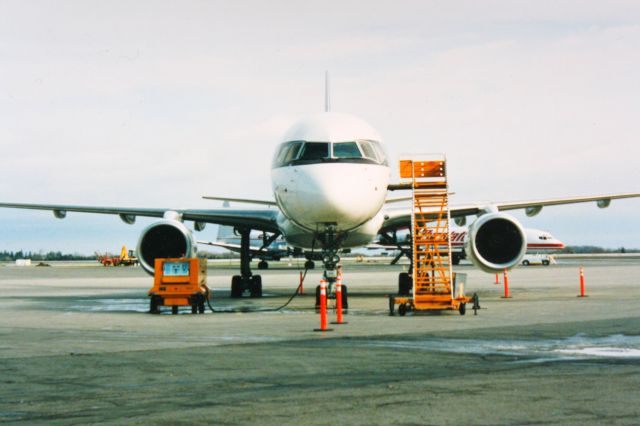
[324,70,330,112]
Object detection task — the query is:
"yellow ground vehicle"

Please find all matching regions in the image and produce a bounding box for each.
[95,245,138,266]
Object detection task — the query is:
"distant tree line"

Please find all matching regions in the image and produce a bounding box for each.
[0,251,96,261]
[559,246,638,254]
[1,246,637,262]
[0,250,237,261]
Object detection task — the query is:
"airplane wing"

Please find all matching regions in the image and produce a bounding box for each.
[0,202,279,232]
[201,196,277,207]
[200,241,263,254]
[380,192,640,232]
[198,240,287,256]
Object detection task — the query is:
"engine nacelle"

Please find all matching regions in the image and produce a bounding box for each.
[464,213,526,273]
[136,220,197,275]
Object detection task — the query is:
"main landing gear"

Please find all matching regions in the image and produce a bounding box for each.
[230,227,263,298]
[377,230,415,295]
[397,241,413,296]
[398,272,411,296]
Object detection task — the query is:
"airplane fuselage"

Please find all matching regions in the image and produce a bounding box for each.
[270,112,390,249]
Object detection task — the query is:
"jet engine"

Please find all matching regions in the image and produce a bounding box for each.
[464,213,527,273]
[137,219,197,275]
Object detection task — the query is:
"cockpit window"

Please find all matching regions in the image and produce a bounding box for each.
[358,140,378,161]
[273,141,304,168]
[333,142,362,158]
[272,139,389,168]
[283,142,303,163]
[299,142,329,160]
[369,140,388,165]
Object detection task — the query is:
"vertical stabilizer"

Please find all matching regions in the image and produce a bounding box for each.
[325,71,330,112]
[216,201,236,241]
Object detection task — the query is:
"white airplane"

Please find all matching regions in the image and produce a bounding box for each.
[1,106,638,299]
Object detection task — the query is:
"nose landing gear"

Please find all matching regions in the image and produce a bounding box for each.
[314,226,349,309]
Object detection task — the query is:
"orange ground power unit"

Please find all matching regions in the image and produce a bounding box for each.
[149,258,209,314]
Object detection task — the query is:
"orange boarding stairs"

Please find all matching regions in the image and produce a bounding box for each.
[390,156,477,316]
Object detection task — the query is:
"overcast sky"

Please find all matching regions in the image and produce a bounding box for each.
[1,0,639,254]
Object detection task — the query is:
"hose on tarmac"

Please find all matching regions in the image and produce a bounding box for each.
[205,265,310,314]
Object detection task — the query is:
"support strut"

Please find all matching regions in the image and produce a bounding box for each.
[314,225,348,309]
[230,227,262,298]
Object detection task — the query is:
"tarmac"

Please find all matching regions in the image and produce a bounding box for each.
[1,257,639,425]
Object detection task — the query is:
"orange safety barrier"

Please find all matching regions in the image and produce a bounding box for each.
[578,267,587,297]
[495,273,500,285]
[502,268,511,299]
[332,276,347,325]
[314,279,333,332]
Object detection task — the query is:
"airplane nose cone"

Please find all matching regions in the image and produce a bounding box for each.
[293,163,388,230]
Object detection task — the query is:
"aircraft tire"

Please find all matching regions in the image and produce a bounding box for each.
[459,303,466,316]
[341,285,349,310]
[250,275,263,297]
[305,260,315,270]
[149,296,160,314]
[398,272,411,295]
[398,303,407,316]
[231,275,243,298]
[315,285,321,309]
[258,260,268,270]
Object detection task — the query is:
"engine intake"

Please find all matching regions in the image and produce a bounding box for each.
[137,220,197,275]
[464,213,526,273]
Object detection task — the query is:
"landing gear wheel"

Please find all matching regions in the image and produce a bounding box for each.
[341,285,349,310]
[258,260,268,270]
[398,272,411,295]
[149,295,161,314]
[231,275,243,298]
[315,285,321,310]
[305,260,315,270]
[398,303,408,316]
[459,303,466,316]
[250,275,262,298]
[190,294,205,314]
[172,306,178,315]
[388,296,395,316]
